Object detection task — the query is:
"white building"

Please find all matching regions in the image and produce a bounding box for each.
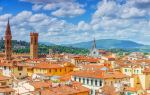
[71,70,130,95]
[89,38,100,58]
[71,71,103,95]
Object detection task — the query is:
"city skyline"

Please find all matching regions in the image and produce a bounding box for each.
[0,0,150,44]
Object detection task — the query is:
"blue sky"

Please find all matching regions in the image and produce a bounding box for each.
[0,0,150,44]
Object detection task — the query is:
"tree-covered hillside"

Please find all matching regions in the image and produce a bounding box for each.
[0,40,89,55]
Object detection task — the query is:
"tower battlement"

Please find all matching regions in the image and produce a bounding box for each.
[30,32,38,36]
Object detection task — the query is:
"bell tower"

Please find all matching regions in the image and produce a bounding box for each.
[30,32,38,59]
[5,19,12,60]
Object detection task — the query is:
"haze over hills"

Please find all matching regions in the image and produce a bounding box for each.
[39,42,55,46]
[0,39,150,53]
[0,39,147,49]
[63,39,146,49]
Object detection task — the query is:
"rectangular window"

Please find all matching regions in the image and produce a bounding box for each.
[79,78,81,82]
[74,77,76,81]
[18,67,23,71]
[19,73,22,76]
[91,80,93,85]
[1,82,6,86]
[87,79,89,84]
[83,78,85,84]
[100,80,102,86]
[111,81,113,85]
[95,80,97,86]
[4,66,6,70]
[49,69,51,73]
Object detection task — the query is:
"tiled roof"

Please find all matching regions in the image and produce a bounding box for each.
[0,75,10,81]
[0,62,13,67]
[125,87,140,92]
[34,63,63,69]
[72,70,104,79]
[49,83,89,95]
[72,70,129,79]
[81,64,105,70]
[0,87,15,93]
[30,81,52,89]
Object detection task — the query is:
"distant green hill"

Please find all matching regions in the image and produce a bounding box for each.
[0,40,88,54]
[0,39,150,54]
[64,39,145,49]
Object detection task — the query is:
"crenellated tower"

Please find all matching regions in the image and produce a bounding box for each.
[5,19,12,60]
[30,32,38,59]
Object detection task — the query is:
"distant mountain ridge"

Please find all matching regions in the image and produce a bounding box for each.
[39,42,55,46]
[0,39,149,53]
[63,39,146,49]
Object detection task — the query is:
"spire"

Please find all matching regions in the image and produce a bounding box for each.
[5,18,11,36]
[92,37,96,49]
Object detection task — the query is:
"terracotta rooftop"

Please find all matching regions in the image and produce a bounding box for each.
[34,63,63,69]
[125,87,140,92]
[81,64,105,70]
[30,81,52,89]
[72,70,129,79]
[0,87,15,93]
[0,75,10,81]
[72,70,104,79]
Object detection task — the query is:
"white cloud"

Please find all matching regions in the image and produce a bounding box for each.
[12,11,32,24]
[77,21,91,31]
[0,14,12,21]
[20,0,86,18]
[32,4,43,11]
[121,7,146,18]
[51,8,85,17]
[29,13,48,22]
[0,11,78,43]
[93,0,149,19]
[88,0,150,44]
[48,2,85,17]
[43,3,57,10]
[0,0,149,44]
[93,1,119,18]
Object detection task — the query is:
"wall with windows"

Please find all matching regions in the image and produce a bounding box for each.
[32,67,73,76]
[1,66,11,77]
[13,66,28,79]
[71,76,103,95]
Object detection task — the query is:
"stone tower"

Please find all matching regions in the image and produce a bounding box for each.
[5,19,12,60]
[30,32,38,59]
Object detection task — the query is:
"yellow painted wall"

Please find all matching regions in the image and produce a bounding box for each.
[12,66,27,79]
[145,73,150,89]
[30,66,74,76]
